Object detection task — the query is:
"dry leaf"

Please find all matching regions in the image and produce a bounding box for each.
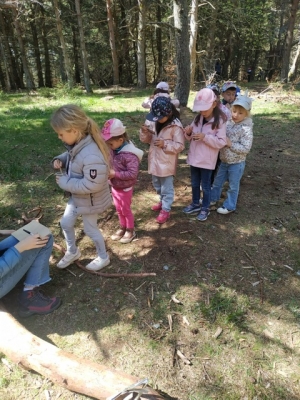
[176,349,191,365]
[182,316,190,326]
[171,294,183,304]
[167,314,173,331]
[213,327,223,339]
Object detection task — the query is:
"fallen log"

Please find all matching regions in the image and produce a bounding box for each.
[0,302,166,399]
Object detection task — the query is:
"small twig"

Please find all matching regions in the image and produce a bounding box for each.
[66,268,76,277]
[202,363,212,382]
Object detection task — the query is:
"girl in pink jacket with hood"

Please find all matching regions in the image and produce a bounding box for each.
[140,96,185,224]
[182,88,227,221]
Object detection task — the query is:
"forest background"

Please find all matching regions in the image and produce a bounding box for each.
[0,0,300,103]
[1,1,300,400]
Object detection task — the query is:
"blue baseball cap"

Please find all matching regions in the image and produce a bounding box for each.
[146,96,172,121]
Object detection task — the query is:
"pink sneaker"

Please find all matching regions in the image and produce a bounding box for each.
[156,210,170,224]
[151,202,162,211]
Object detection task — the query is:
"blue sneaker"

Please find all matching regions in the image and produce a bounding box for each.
[197,209,210,221]
[182,202,201,214]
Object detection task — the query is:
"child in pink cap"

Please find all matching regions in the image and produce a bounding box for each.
[182,88,227,221]
[102,119,143,243]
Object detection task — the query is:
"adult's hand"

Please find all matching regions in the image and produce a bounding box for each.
[14,235,49,253]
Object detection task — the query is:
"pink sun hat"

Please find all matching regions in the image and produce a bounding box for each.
[192,88,217,112]
[101,118,126,141]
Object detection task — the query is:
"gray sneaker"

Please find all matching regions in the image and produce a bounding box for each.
[197,209,210,221]
[57,248,81,269]
[182,203,201,214]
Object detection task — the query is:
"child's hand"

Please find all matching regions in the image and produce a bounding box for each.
[226,103,231,110]
[192,132,205,141]
[184,126,193,136]
[109,169,116,179]
[226,137,232,147]
[154,139,164,148]
[141,125,155,135]
[53,159,63,169]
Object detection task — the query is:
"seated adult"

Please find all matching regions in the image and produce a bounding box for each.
[0,230,61,317]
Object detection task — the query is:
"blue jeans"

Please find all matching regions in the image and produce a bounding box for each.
[152,175,174,212]
[190,166,212,211]
[0,235,53,298]
[61,198,107,258]
[211,161,245,211]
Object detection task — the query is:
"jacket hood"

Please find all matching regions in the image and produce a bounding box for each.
[120,141,144,161]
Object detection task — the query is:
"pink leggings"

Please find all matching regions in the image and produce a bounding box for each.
[111,187,134,229]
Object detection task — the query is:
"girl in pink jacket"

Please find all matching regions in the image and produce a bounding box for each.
[140,96,185,224]
[182,88,227,221]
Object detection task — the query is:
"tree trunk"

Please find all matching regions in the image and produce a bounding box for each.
[0,38,11,90]
[52,0,74,88]
[40,4,52,88]
[137,0,147,88]
[189,0,198,89]
[0,302,167,400]
[75,0,92,93]
[12,7,35,90]
[280,0,299,82]
[288,39,300,81]
[156,0,163,80]
[173,0,190,106]
[30,3,44,88]
[106,0,119,85]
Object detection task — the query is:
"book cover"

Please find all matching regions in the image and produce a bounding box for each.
[12,221,51,241]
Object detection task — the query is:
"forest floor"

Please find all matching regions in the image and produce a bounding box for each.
[1,84,300,400]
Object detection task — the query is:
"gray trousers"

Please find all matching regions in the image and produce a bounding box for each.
[60,199,107,259]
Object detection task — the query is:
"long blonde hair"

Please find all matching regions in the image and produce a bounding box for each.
[50,104,110,166]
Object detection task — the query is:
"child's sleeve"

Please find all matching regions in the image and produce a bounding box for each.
[113,154,139,181]
[163,126,185,154]
[230,125,253,155]
[202,123,227,149]
[139,126,153,144]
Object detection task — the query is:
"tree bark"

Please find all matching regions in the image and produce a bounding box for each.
[30,3,44,88]
[75,0,92,93]
[280,0,299,82]
[0,38,11,90]
[52,0,74,88]
[40,4,52,88]
[137,0,147,87]
[0,302,166,400]
[12,7,35,90]
[189,0,198,89]
[106,0,119,85]
[173,0,190,106]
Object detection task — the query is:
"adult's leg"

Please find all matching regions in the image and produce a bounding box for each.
[0,235,52,298]
[211,163,229,202]
[60,199,78,253]
[82,214,108,259]
[223,162,245,211]
[160,176,174,212]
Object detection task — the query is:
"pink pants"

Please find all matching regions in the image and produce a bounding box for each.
[111,187,134,229]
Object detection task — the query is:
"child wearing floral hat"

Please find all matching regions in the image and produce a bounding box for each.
[102,118,143,243]
[139,96,185,224]
[210,91,254,214]
[182,88,227,221]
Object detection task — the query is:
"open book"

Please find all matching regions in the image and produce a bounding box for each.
[12,220,51,241]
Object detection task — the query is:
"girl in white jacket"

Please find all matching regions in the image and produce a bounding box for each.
[51,104,112,271]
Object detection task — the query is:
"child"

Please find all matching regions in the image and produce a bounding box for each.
[139,96,185,224]
[210,92,253,214]
[51,104,112,271]
[182,88,227,221]
[221,81,238,109]
[206,84,230,184]
[141,81,180,111]
[101,118,143,243]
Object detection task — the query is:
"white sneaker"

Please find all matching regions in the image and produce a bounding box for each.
[217,207,234,215]
[57,248,81,269]
[86,255,110,271]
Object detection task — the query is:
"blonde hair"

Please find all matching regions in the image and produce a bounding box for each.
[232,104,250,118]
[50,104,110,166]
